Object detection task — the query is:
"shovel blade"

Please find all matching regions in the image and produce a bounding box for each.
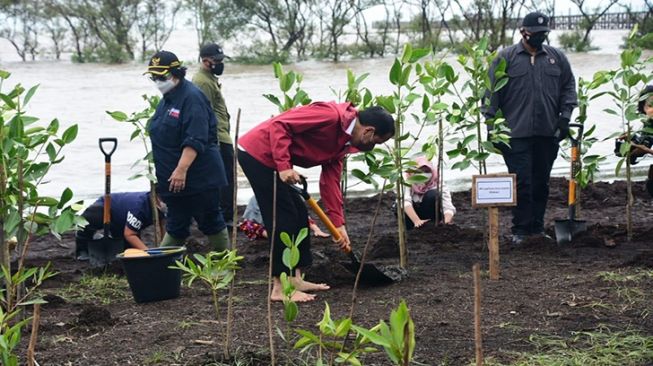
[88,238,125,267]
[344,250,397,285]
[554,219,587,245]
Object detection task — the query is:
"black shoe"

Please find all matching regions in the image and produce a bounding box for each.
[533,231,553,240]
[76,251,89,261]
[511,234,527,246]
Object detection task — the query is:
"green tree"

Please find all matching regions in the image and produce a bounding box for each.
[135,0,181,61]
[604,27,653,241]
[0,1,40,61]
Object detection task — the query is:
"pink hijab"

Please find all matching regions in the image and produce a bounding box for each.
[406,156,438,196]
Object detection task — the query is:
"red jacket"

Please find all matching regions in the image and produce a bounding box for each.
[239,101,358,226]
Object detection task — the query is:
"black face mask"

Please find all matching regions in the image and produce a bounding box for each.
[524,31,548,50]
[211,62,224,76]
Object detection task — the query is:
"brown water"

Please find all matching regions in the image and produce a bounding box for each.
[0,29,650,204]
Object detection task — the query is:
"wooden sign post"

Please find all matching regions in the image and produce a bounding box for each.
[472,174,517,280]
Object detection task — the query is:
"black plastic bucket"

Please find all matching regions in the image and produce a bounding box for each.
[117,246,186,303]
[88,238,125,268]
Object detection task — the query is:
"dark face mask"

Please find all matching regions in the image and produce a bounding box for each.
[211,62,224,76]
[524,31,548,50]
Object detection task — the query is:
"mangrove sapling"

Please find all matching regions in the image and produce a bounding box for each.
[447,37,510,175]
[417,59,457,225]
[604,26,653,241]
[559,76,609,213]
[339,69,374,205]
[352,300,415,366]
[0,70,84,297]
[375,44,431,268]
[278,227,309,344]
[106,95,163,244]
[294,302,378,365]
[171,250,243,345]
[263,62,312,113]
[0,264,56,366]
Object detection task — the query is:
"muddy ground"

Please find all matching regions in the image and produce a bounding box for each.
[17,178,653,365]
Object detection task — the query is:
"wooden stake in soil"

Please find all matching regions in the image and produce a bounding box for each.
[27,303,41,366]
[225,108,241,359]
[473,264,483,366]
[349,181,387,320]
[488,207,499,280]
[266,172,278,366]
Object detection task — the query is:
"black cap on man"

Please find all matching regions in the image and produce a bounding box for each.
[520,12,550,50]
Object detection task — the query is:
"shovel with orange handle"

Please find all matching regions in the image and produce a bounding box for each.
[554,123,588,244]
[290,178,396,285]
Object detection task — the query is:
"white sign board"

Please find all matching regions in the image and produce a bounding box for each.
[472,174,517,208]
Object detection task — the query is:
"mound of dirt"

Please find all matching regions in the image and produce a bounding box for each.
[76,305,114,327]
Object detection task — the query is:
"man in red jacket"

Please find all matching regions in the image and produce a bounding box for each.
[238,102,394,302]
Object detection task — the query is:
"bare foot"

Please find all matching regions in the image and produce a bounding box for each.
[291,278,330,292]
[270,289,316,302]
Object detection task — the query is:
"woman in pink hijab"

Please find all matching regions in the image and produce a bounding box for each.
[404,156,456,229]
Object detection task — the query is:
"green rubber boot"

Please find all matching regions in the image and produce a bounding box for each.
[208,228,230,251]
[161,232,185,246]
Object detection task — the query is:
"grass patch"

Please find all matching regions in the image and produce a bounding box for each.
[482,328,653,366]
[57,274,130,305]
[597,269,653,283]
[597,269,653,310]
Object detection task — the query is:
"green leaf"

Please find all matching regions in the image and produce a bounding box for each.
[389,59,402,85]
[615,158,625,176]
[284,300,298,322]
[263,94,282,110]
[399,64,413,85]
[409,48,430,63]
[23,85,39,106]
[280,232,292,247]
[452,160,471,170]
[401,43,413,64]
[106,110,128,122]
[0,93,17,109]
[351,325,391,348]
[58,188,73,209]
[375,96,396,114]
[296,227,308,247]
[54,210,75,233]
[273,62,283,78]
[62,125,78,144]
[421,95,430,113]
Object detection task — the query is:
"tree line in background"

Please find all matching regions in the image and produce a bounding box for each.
[0,0,652,64]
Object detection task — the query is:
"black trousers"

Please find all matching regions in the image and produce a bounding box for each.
[238,150,312,276]
[220,142,235,222]
[404,189,443,230]
[163,189,225,239]
[499,137,559,235]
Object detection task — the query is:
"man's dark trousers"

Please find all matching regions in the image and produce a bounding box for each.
[238,150,312,276]
[220,142,235,224]
[500,137,559,235]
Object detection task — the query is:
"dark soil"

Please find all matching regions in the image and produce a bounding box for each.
[17,177,653,365]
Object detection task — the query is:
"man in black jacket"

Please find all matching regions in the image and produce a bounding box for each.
[485,12,578,245]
